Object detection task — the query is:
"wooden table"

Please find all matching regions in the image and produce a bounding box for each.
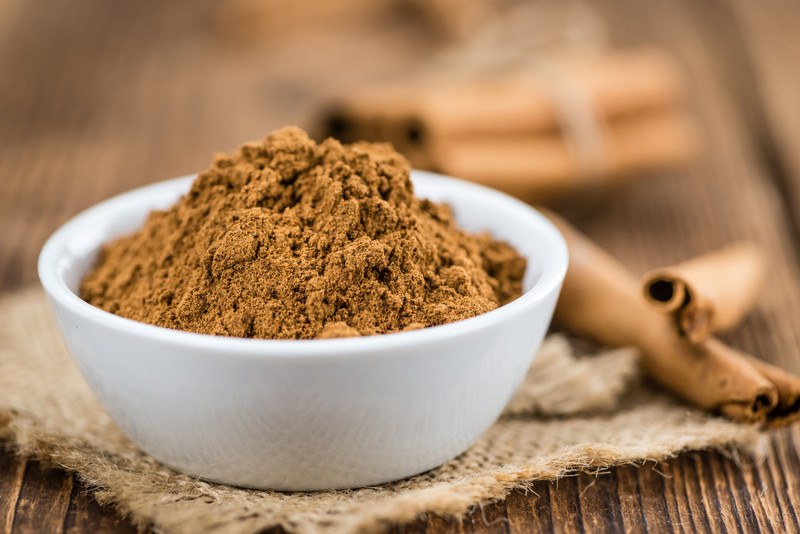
[2,0,800,531]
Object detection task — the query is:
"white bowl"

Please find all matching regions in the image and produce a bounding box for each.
[38,170,567,491]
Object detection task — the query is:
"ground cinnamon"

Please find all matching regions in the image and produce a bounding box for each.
[80,127,526,340]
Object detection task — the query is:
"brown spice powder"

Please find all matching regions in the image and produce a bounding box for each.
[80,127,526,339]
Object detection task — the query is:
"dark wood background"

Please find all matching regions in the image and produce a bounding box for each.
[2,0,800,532]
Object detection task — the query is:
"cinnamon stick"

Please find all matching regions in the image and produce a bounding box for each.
[744,356,800,425]
[322,87,410,146]
[323,48,684,142]
[545,212,780,423]
[318,49,696,200]
[427,110,697,202]
[642,244,766,343]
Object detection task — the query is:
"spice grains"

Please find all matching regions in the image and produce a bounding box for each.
[80,127,526,339]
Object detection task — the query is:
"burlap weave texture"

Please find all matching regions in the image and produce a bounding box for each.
[0,289,762,533]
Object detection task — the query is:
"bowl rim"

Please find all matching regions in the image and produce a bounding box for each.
[38,170,568,358]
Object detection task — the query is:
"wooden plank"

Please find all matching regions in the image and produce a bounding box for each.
[576,472,624,533]
[635,461,680,532]
[63,476,138,534]
[0,455,26,534]
[389,518,429,534]
[11,461,72,534]
[727,449,787,533]
[693,453,739,533]
[505,488,547,534]
[462,500,509,533]
[669,456,707,533]
[727,0,800,239]
[704,453,755,532]
[548,477,583,534]
[425,513,464,534]
[770,429,800,530]
[506,489,536,534]
[613,466,648,533]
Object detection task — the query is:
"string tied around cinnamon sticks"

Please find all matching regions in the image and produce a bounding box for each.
[545,211,800,427]
[525,58,608,182]
[319,48,698,204]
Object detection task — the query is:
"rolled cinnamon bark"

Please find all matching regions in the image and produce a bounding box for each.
[642,244,766,343]
[318,49,695,197]
[323,48,684,142]
[745,356,800,426]
[427,110,697,202]
[545,212,780,423]
[321,87,409,146]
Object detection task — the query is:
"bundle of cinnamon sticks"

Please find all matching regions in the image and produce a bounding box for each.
[320,48,698,202]
[546,213,800,426]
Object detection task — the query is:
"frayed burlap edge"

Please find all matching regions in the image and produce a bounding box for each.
[0,289,766,534]
[0,415,765,534]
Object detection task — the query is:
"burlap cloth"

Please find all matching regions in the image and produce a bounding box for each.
[0,289,763,533]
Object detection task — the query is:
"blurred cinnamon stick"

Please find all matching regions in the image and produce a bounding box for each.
[325,48,684,140]
[745,356,800,424]
[320,48,697,201]
[429,110,697,202]
[546,212,800,425]
[642,244,766,343]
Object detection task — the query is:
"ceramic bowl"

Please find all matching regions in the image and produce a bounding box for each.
[38,170,568,491]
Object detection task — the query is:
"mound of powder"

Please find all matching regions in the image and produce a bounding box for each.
[80,127,527,339]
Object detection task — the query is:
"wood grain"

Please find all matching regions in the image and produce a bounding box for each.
[728,0,800,241]
[11,462,72,533]
[63,480,138,534]
[1,0,800,532]
[0,454,25,533]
